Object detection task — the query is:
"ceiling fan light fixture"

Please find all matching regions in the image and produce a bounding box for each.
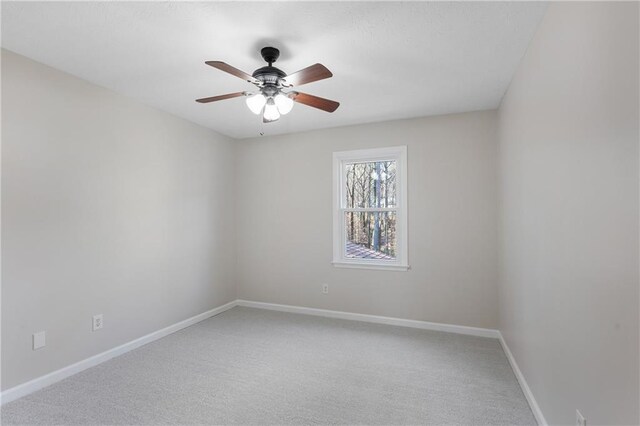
[197,47,340,122]
[245,93,266,114]
[274,92,294,115]
[263,98,280,122]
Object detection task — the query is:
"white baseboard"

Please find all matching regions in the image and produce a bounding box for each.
[0,300,238,405]
[236,299,500,338]
[498,333,547,426]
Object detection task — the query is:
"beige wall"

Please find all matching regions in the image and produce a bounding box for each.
[235,111,500,329]
[498,3,639,425]
[1,50,237,390]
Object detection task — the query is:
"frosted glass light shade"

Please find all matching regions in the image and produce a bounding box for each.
[274,93,294,115]
[263,98,280,122]
[245,93,266,115]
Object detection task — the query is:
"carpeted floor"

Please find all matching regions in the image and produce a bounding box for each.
[2,307,536,425]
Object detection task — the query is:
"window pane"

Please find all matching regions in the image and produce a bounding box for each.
[345,211,396,260]
[345,161,396,208]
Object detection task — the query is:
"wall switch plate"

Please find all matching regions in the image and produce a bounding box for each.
[322,284,329,294]
[33,331,46,350]
[92,314,103,331]
[576,409,586,426]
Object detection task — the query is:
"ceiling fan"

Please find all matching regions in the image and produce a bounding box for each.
[196,47,340,123]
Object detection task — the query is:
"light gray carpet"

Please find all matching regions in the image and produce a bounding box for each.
[2,307,536,425]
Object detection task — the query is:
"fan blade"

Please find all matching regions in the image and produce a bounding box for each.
[205,61,260,85]
[196,92,246,103]
[291,92,340,113]
[282,63,333,87]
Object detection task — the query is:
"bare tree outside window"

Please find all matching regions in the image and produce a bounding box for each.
[334,146,407,270]
[344,161,397,259]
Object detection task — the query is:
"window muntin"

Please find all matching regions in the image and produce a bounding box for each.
[333,147,408,271]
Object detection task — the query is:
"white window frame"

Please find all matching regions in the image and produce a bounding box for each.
[332,146,409,271]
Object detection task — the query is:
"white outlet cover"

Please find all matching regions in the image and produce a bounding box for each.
[33,331,46,350]
[92,314,103,331]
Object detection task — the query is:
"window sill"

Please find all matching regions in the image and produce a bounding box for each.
[331,261,410,272]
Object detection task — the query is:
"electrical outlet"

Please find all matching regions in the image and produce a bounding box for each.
[33,331,46,350]
[92,314,103,331]
[576,409,586,426]
[322,283,329,294]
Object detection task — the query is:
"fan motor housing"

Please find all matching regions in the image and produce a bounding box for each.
[253,47,286,86]
[252,66,286,86]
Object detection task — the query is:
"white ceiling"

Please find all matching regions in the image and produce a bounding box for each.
[1,2,547,139]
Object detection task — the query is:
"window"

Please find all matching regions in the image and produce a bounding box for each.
[332,146,408,271]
